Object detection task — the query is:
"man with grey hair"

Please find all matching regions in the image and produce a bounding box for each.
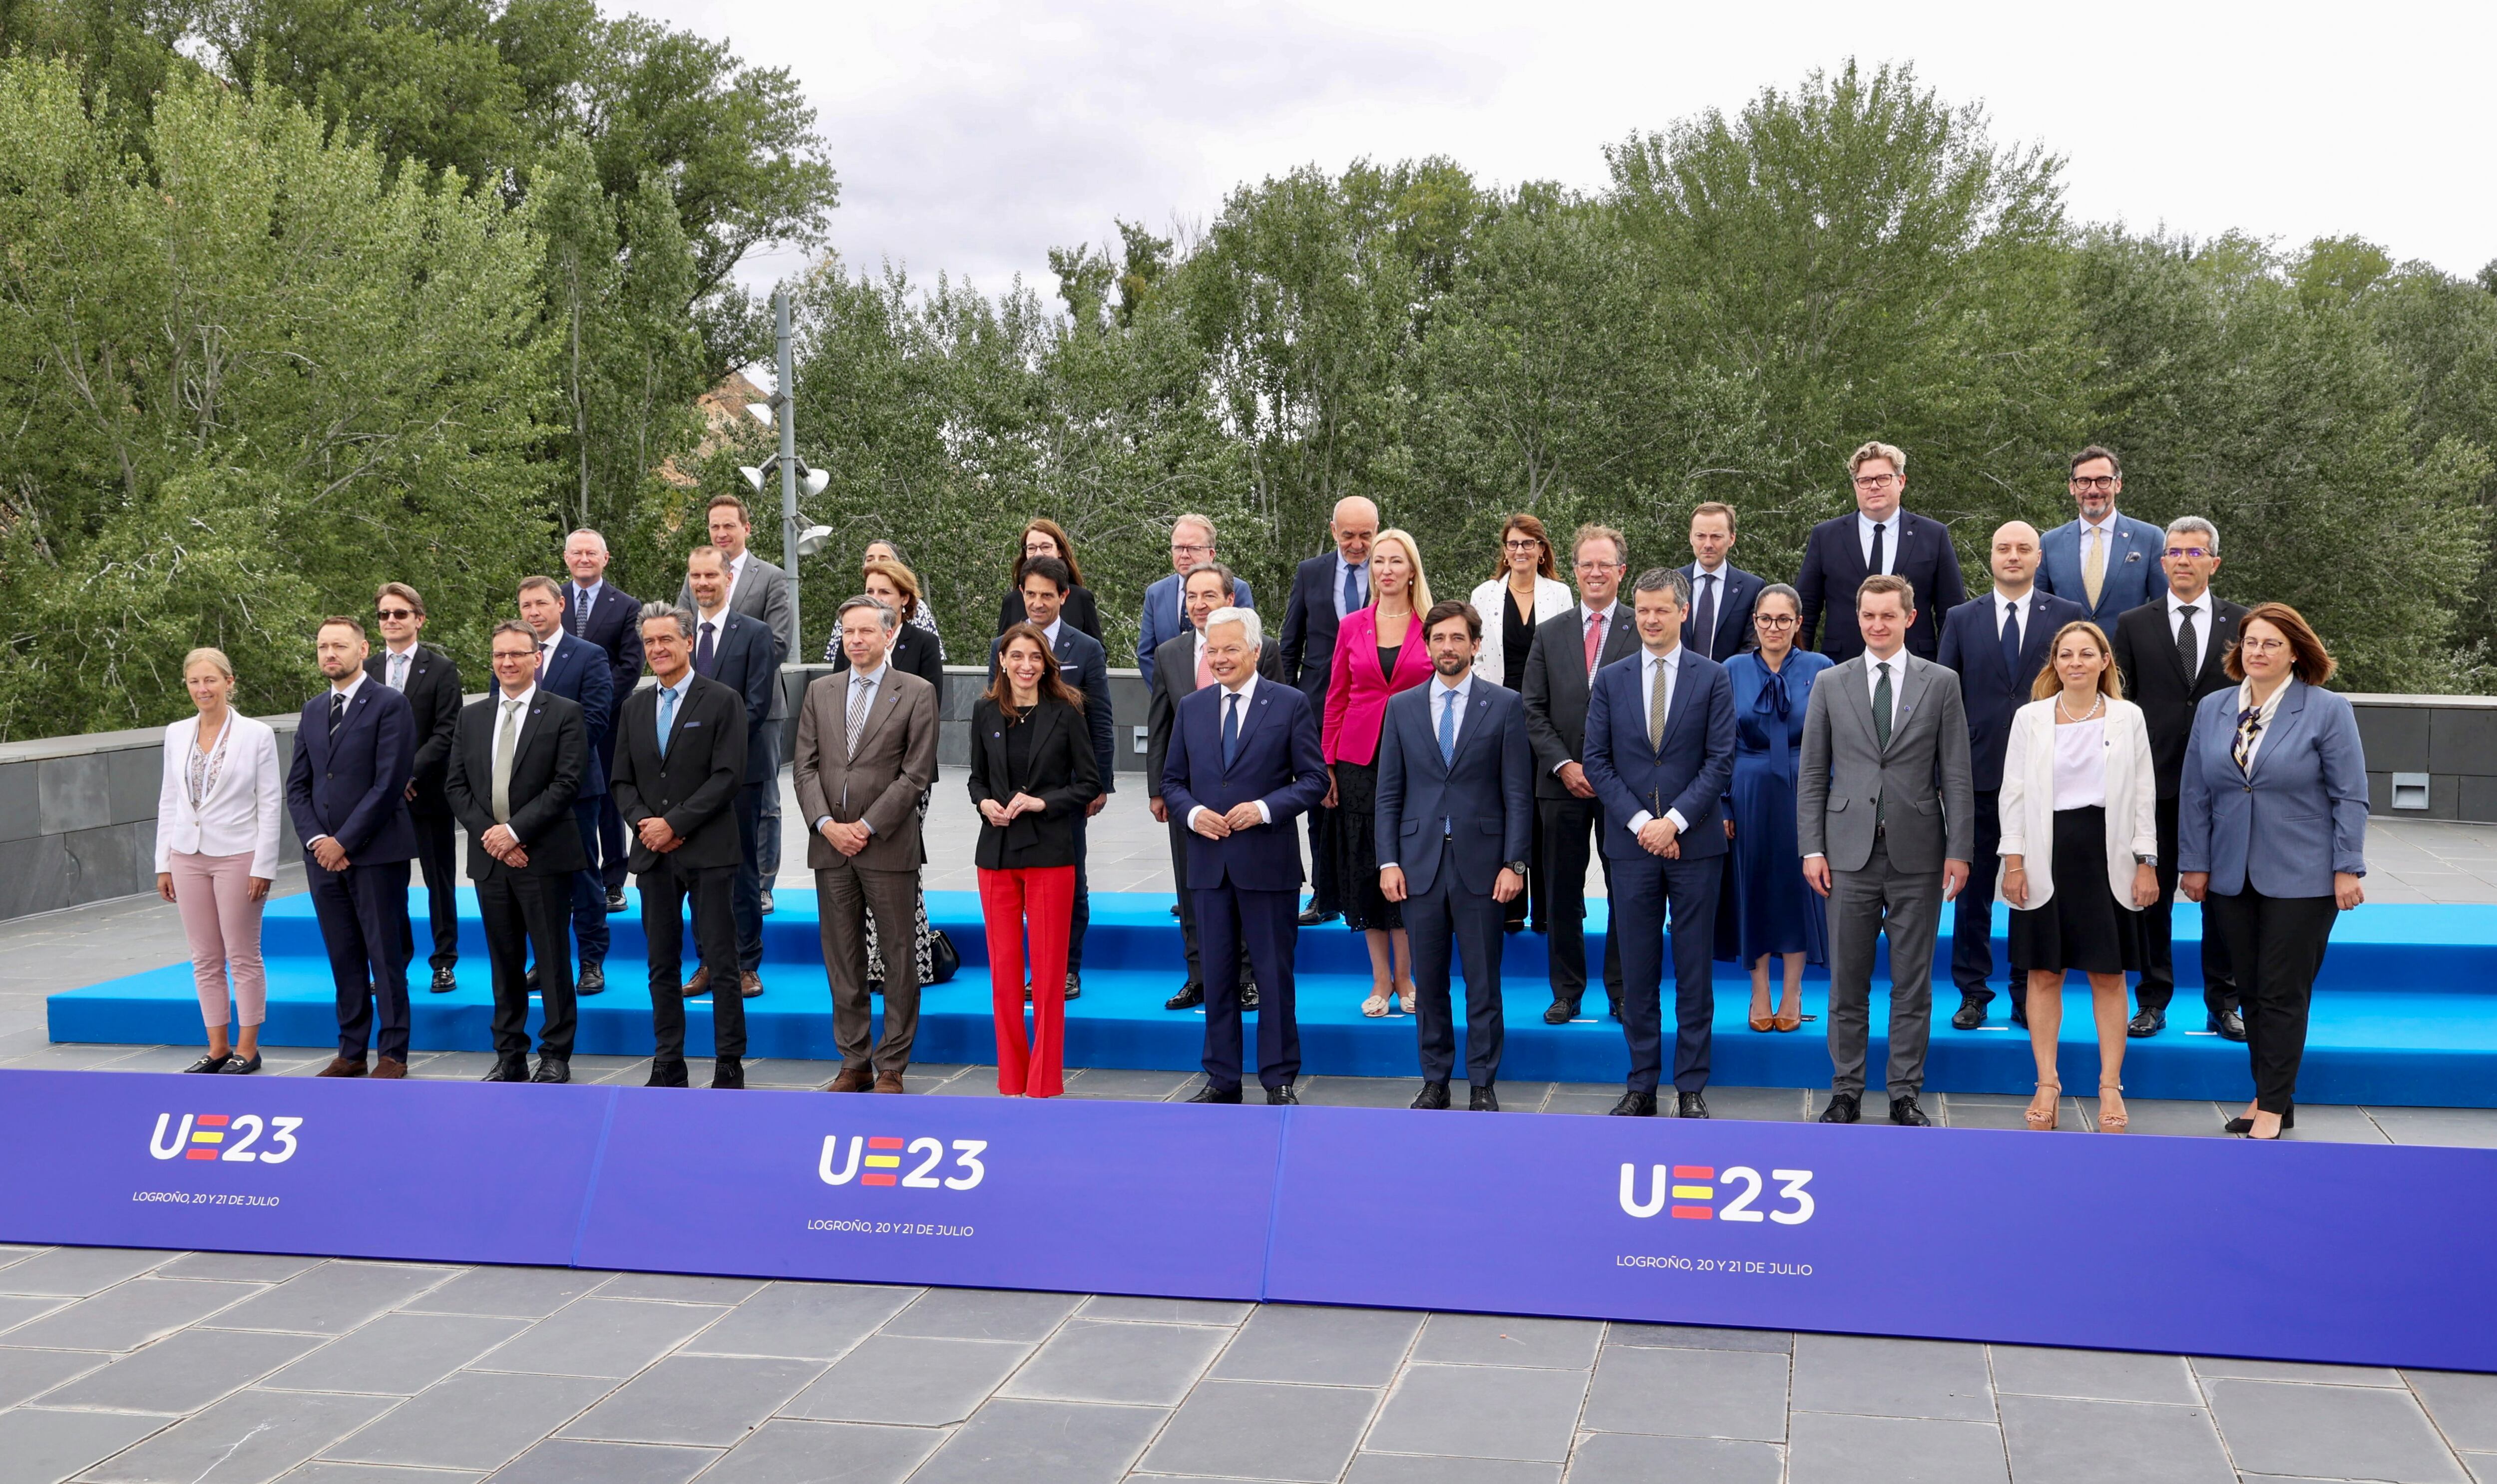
[562,527,641,912]
[1139,513,1255,666]
[1281,495,1382,925]
[2110,516,2245,1040]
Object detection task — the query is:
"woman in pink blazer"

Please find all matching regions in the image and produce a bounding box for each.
[1321,529,1438,1017]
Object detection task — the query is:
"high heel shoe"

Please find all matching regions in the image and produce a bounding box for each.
[1774,1005,1802,1032]
[1749,1000,1774,1032]
[2025,1081,2061,1130]
[2096,1082,2127,1133]
[1396,983,1417,1015]
[2222,1104,2293,1134]
[1360,991,1391,1019]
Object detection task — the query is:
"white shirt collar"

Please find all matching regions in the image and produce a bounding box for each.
[1692,560,1725,578]
[1580,599,1621,626]
[495,684,537,711]
[1041,617,1064,648]
[850,662,889,687]
[1219,671,1259,706]
[1993,587,2033,611]
[571,578,603,602]
[1858,510,1895,536]
[2081,508,2120,531]
[330,670,367,702]
[2166,587,2209,615]
[1645,643,1683,671]
[385,638,420,658]
[695,602,729,626]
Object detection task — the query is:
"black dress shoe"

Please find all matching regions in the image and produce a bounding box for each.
[2010,1009,2029,1030]
[181,1053,231,1074]
[2127,1007,2165,1037]
[867,979,883,996]
[1890,1096,1932,1126]
[481,1059,529,1082]
[1543,1000,1578,1025]
[429,967,458,994]
[218,1054,261,1075]
[1677,1091,1711,1119]
[1411,1082,1451,1110]
[1296,906,1336,926]
[1064,973,1081,1001]
[1468,1086,1500,1112]
[759,887,775,916]
[531,1057,571,1084]
[606,890,628,913]
[1265,1084,1298,1105]
[711,1057,746,1089]
[1169,902,1182,918]
[1609,1090,1658,1116]
[525,965,540,995]
[1165,982,1205,1011]
[2223,1105,2293,1134]
[577,964,605,996]
[1240,981,1260,1010]
[1950,995,1987,1031]
[2210,1007,2247,1042]
[1186,1083,1243,1104]
[647,1058,690,1088]
[1819,1093,1861,1123]
[1608,1002,1623,1022]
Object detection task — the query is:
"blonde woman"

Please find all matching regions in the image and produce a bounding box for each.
[155,648,284,1074]
[1999,621,2157,1132]
[1321,528,1435,1016]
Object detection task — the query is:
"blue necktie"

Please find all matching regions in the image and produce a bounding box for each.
[2000,601,2022,684]
[1438,687,1458,765]
[1222,691,1242,768]
[656,686,676,758]
[1341,562,1361,616]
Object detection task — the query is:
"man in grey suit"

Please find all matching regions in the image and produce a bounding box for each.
[1798,573,1976,1126]
[678,494,795,911]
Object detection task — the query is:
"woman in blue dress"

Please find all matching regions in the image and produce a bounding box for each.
[1721,584,1832,1031]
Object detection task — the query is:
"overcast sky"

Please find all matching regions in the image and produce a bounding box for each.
[618,0,2495,302]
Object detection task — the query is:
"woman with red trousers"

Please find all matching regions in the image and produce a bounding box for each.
[970,623,1103,1096]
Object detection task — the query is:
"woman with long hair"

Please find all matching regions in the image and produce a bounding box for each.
[996,518,1102,642]
[1719,585,1832,1033]
[1321,528,1436,1017]
[1468,513,1573,933]
[155,647,284,1075]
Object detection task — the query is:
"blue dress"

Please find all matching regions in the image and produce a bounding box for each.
[1721,651,1833,967]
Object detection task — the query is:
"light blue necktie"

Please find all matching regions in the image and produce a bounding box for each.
[656,685,677,759]
[1438,687,1458,766]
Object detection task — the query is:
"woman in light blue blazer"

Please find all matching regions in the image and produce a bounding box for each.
[2178,603,2367,1140]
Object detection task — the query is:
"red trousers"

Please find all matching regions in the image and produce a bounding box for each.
[978,865,1076,1097]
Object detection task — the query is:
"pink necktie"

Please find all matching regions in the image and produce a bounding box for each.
[1584,612,1605,673]
[1195,645,1214,690]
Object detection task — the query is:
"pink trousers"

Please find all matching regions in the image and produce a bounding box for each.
[169,850,268,1029]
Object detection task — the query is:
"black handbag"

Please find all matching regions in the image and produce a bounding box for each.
[927,927,960,983]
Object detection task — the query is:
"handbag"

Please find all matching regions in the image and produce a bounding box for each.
[927,927,960,984]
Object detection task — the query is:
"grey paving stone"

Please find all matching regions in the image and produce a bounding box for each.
[1297,1076,1421,1109]
[83,1387,396,1484]
[35,1326,319,1413]
[2410,1370,2497,1453]
[321,1370,610,1471]
[594,1272,769,1304]
[0,1293,67,1333]
[0,1347,107,1408]
[880,1285,1079,1342]
[780,1334,1028,1425]
[2190,1355,2405,1386]
[908,1396,1166,1484]
[561,1354,824,1445]
[1211,1303,1424,1386]
[1062,1067,1196,1099]
[1786,1410,2007,1484]
[0,1247,173,1296]
[1003,1318,1229,1405]
[695,1419,942,1484]
[1138,1378,1380,1482]
[1791,1333,1994,1421]
[1582,1341,1791,1444]
[1343,1459,1563,1484]
[5,1278,260,1352]
[277,1466,484,1484]
[2204,1376,2470,1483]
[2270,1102,2393,1143]
[2369,1107,2497,1148]
[0,1407,168,1484]
[1605,1323,1789,1354]
[1414,1312,1603,1370]
[490,1438,719,1484]
[683,1282,918,1360]
[399,1265,610,1318]
[1989,1345,2200,1405]
[262,1312,533,1394]
[1997,1394,2233,1484]
[1078,1294,1252,1326]
[474,1297,728,1378]
[1690,1086,1817,1123]
[2465,1454,2497,1484]
[1366,1363,1589,1463]
[1561,1429,1784,1483]
[153,1252,327,1283]
[207,1263,449,1335]
[2095,1098,2228,1139]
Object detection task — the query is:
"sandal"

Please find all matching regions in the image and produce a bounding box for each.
[1396,983,1417,1015]
[2025,1081,2061,1131]
[1361,992,1392,1019]
[2097,1082,2128,1133]
[1774,1005,1803,1033]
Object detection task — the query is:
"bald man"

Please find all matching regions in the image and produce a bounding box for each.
[1934,522,2089,1029]
[562,528,642,909]
[1278,496,1380,924]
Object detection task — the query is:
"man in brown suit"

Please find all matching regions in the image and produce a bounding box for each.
[796,594,941,1092]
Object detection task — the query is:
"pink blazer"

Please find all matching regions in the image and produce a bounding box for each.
[1322,605,1435,764]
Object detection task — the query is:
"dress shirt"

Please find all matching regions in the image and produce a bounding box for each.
[1554,601,1624,775]
[494,683,538,716]
[1333,554,1369,620]
[2166,588,2213,677]
[568,579,605,629]
[536,632,562,674]
[1185,672,1275,833]
[305,671,369,849]
[816,663,888,832]
[382,641,419,691]
[1380,674,1472,871]
[725,550,752,604]
[694,604,731,656]
[1624,646,1693,837]
[1041,617,1065,649]
[1863,650,1905,725]
[1992,587,2037,640]
[1857,511,1899,573]
[652,671,694,751]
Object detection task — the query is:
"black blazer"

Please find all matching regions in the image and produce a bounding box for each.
[1679,563,1763,663]
[990,625,1117,795]
[967,696,1102,870]
[692,608,780,784]
[566,582,645,716]
[1520,603,1642,801]
[1277,553,1345,702]
[610,672,748,872]
[1934,591,2090,792]
[1146,630,1283,801]
[832,622,943,691]
[2111,594,2248,797]
[1794,509,1968,662]
[441,690,590,877]
[365,645,462,815]
[997,584,1102,645]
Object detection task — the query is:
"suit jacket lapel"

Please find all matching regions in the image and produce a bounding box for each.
[1885,657,1927,753]
[2245,679,2306,784]
[1837,658,1883,753]
[1448,688,1496,770]
[2197,608,2238,691]
[1222,684,1272,771]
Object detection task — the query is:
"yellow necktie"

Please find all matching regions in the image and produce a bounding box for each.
[2082,525,2106,609]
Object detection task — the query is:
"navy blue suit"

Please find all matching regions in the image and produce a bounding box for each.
[1162,678,1329,1091]
[993,623,1116,977]
[1934,590,2087,1006]
[532,629,614,973]
[1584,649,1736,1096]
[2037,513,2168,630]
[1679,563,1763,663]
[1137,570,1254,669]
[1279,551,1356,915]
[1794,509,1968,662]
[1376,679,1534,1089]
[694,607,780,975]
[567,580,642,895]
[285,679,418,1062]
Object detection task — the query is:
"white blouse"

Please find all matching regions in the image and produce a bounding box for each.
[2053,717,2107,809]
[155,713,284,877]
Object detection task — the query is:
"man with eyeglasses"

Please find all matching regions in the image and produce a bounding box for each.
[2110,516,2245,1041]
[1795,441,1966,663]
[365,584,464,994]
[2037,445,2167,629]
[1138,514,1254,668]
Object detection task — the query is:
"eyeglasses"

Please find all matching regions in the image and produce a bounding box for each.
[490,648,536,662]
[1574,560,1623,574]
[2070,475,2119,491]
[376,608,416,620]
[1754,614,1797,629]
[1852,473,1898,490]
[2163,546,2210,560]
[2240,636,2289,653]
[1170,542,1211,555]
[1504,539,1544,554]
[1022,543,1057,556]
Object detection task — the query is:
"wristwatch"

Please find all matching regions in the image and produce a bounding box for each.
[1505,860,1530,876]
[2135,852,2157,865]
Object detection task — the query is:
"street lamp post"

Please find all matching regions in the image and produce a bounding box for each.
[742,287,831,649]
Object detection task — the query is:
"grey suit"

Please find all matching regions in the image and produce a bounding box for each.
[1797,652,1976,1101]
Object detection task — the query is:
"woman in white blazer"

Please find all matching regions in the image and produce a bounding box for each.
[1469,513,1574,932]
[1998,620,2158,1133]
[155,647,284,1075]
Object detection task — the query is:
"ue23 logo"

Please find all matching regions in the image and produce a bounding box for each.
[1620,1162,1813,1223]
[149,1113,303,1164]
[820,1135,987,1190]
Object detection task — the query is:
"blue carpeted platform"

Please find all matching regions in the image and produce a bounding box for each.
[45,889,2497,1106]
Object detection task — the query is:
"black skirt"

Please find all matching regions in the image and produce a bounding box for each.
[2008,805,2143,975]
[1332,759,1402,933]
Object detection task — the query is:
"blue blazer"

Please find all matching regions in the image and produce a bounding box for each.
[2037,513,2168,629]
[1934,591,2089,791]
[991,625,1117,794]
[2178,679,2369,899]
[1137,571,1254,669]
[1374,681,1534,898]
[532,630,613,797]
[1277,553,1346,702]
[1161,680,1329,892]
[1794,509,1967,662]
[566,581,645,710]
[1679,562,1762,663]
[285,681,417,864]
[692,609,779,785]
[1583,650,1737,864]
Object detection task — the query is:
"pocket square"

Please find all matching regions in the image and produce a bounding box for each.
[682,722,703,729]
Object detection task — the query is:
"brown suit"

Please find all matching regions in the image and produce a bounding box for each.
[794,665,940,1074]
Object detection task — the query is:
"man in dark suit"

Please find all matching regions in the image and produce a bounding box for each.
[1522,523,1641,1024]
[442,622,589,1083]
[1377,600,1535,1110]
[1148,562,1281,1011]
[989,556,1115,996]
[517,575,614,995]
[1935,522,2088,1030]
[367,583,462,993]
[1679,503,1762,663]
[676,495,795,911]
[1584,570,1737,1118]
[687,545,783,1001]
[611,602,750,1089]
[285,617,418,1079]
[1277,495,1379,925]
[2110,515,2245,1040]
[1137,513,1254,666]
[1795,440,1968,662]
[563,529,643,912]
[1164,606,1331,1105]
[2036,445,2168,631]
